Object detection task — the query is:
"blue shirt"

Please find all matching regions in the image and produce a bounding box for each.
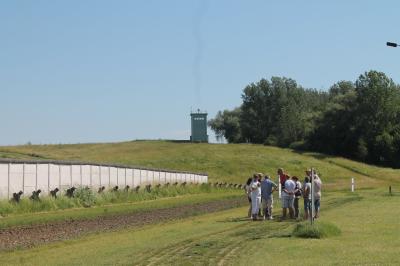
[261,179,277,199]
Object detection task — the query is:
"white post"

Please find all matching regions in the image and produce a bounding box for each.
[70,165,73,187]
[59,165,61,189]
[278,175,282,199]
[108,167,111,187]
[47,163,50,193]
[35,163,38,191]
[351,178,355,192]
[139,169,142,185]
[311,168,315,225]
[117,168,119,186]
[7,163,10,200]
[22,163,25,194]
[158,171,161,184]
[80,165,82,187]
[90,165,93,187]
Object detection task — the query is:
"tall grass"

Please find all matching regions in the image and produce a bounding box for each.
[292,221,341,239]
[0,184,238,217]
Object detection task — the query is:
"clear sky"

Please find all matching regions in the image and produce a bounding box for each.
[1,0,399,145]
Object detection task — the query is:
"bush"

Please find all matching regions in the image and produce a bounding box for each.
[74,187,96,207]
[289,140,308,151]
[292,222,341,239]
[264,136,278,146]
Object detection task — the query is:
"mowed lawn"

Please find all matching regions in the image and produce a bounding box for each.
[1,189,399,265]
[1,140,400,190]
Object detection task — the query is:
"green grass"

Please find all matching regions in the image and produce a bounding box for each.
[1,188,399,265]
[1,140,400,190]
[0,184,234,217]
[0,190,242,229]
[1,141,399,264]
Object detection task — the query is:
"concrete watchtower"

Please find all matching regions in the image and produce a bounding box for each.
[190,109,208,143]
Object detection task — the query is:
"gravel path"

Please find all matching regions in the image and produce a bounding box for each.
[0,197,246,251]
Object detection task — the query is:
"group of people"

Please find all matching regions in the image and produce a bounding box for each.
[244,168,322,221]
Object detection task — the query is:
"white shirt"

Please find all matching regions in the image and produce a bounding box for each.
[303,182,311,200]
[295,180,302,198]
[283,179,295,197]
[250,180,261,198]
[314,176,322,199]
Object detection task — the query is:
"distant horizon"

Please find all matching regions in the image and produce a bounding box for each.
[0,137,227,147]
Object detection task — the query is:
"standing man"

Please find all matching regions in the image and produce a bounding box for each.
[250,174,261,221]
[313,173,322,219]
[281,176,296,219]
[303,176,312,220]
[261,175,278,220]
[277,168,290,199]
[277,168,289,189]
[292,176,302,219]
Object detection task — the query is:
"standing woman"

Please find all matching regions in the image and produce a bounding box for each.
[250,174,261,221]
[245,177,253,218]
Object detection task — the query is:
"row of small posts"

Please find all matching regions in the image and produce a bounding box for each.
[0,161,208,200]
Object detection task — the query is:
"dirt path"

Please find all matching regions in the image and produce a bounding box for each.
[0,197,246,251]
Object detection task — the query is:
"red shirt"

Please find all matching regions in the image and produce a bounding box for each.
[279,173,289,187]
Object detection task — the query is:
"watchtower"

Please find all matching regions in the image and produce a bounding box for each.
[190,109,208,143]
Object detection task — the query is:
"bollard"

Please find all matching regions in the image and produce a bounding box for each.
[389,186,392,195]
[351,178,354,192]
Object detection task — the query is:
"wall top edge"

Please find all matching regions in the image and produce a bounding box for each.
[0,158,208,176]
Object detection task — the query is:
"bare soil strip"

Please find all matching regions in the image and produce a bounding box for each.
[0,197,246,251]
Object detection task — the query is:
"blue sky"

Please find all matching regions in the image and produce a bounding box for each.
[1,0,399,145]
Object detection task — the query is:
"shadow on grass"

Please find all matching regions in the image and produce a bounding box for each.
[216,217,252,223]
[292,149,334,160]
[323,193,363,212]
[292,150,373,177]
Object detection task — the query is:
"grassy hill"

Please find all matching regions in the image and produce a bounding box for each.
[0,140,399,190]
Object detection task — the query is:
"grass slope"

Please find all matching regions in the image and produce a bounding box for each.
[1,189,399,265]
[1,141,399,189]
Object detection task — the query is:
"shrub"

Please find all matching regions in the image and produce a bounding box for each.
[292,222,341,239]
[74,187,96,207]
[289,140,308,151]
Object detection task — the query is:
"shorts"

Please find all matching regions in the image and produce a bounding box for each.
[262,197,273,209]
[281,196,294,208]
[304,198,311,212]
[314,199,321,211]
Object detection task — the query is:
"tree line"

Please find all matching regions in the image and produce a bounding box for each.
[209,70,400,168]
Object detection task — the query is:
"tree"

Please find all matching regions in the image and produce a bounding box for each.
[209,71,400,168]
[208,108,243,143]
[354,71,400,164]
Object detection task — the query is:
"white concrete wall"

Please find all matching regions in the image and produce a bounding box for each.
[0,162,208,199]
